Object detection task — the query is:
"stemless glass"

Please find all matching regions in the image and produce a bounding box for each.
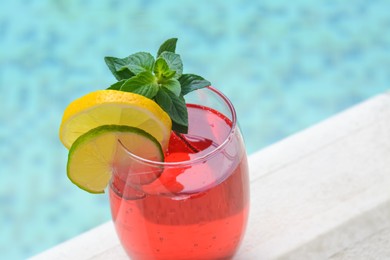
[109,87,250,260]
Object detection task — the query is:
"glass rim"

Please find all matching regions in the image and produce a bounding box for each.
[118,86,237,167]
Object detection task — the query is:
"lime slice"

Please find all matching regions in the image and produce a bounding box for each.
[59,90,171,150]
[67,125,164,193]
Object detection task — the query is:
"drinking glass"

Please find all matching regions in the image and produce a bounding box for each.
[109,87,250,260]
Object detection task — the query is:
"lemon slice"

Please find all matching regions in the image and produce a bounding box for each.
[59,90,171,150]
[67,125,164,193]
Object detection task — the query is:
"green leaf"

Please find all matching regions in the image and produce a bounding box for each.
[104,56,135,80]
[120,71,159,99]
[104,38,212,134]
[179,74,211,96]
[162,69,176,79]
[171,119,189,134]
[162,78,181,96]
[107,80,125,90]
[157,38,178,56]
[155,88,188,133]
[153,57,176,80]
[120,52,155,75]
[159,52,183,79]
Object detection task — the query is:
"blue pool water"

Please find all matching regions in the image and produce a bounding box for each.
[1,0,390,259]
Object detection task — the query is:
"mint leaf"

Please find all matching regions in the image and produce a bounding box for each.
[162,78,181,96]
[154,57,180,96]
[179,74,211,96]
[120,52,155,75]
[157,38,178,56]
[104,57,135,80]
[104,52,154,80]
[153,57,176,80]
[107,80,125,90]
[104,38,212,134]
[120,71,159,99]
[159,52,183,79]
[155,88,188,133]
[171,119,189,134]
[162,69,176,79]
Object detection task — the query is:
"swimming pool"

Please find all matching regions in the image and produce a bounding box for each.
[1,0,390,259]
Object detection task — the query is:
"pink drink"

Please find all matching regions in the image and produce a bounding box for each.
[110,88,249,260]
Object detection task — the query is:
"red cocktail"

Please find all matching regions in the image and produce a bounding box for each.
[109,87,249,260]
[59,38,250,260]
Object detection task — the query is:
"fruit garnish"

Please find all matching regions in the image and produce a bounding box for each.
[67,125,164,193]
[104,38,211,133]
[60,38,211,194]
[59,90,171,150]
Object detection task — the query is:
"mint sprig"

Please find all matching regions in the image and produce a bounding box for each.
[104,38,211,133]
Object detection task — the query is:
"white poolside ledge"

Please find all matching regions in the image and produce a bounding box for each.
[31,92,390,260]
